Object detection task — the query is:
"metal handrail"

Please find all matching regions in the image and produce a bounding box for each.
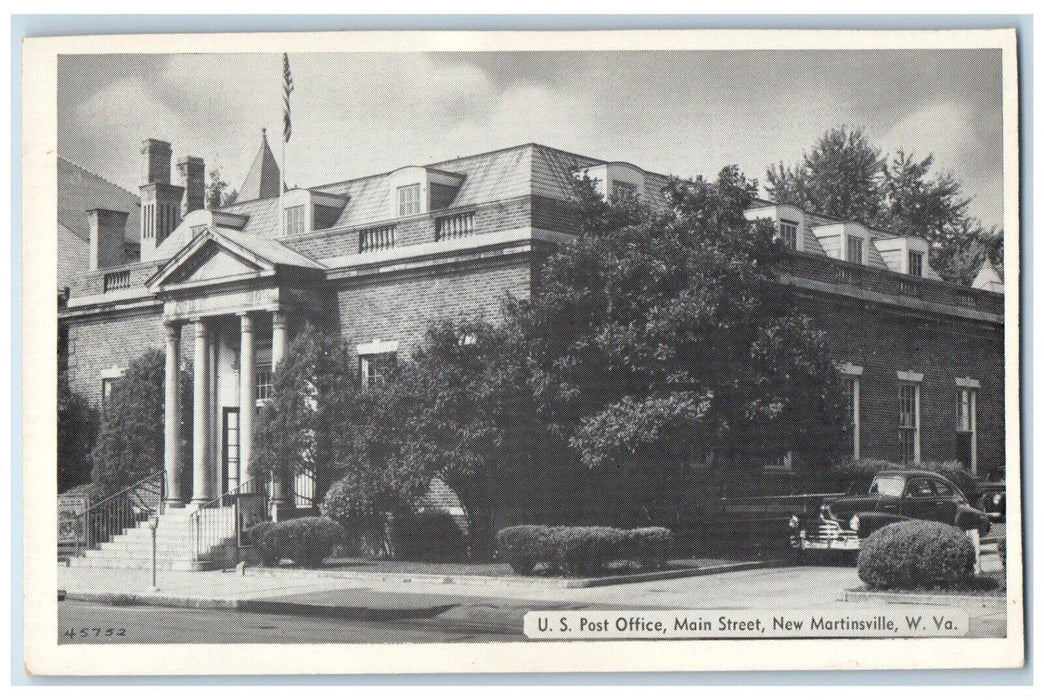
[60,470,165,559]
[190,477,269,560]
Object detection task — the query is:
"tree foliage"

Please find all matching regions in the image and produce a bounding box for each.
[58,370,99,493]
[250,323,354,503]
[91,349,192,497]
[504,169,845,521]
[206,167,238,210]
[766,125,1003,284]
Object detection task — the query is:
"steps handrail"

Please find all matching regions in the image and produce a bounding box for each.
[80,469,166,514]
[190,476,265,515]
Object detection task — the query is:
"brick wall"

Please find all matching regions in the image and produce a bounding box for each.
[65,306,166,407]
[333,253,532,363]
[794,290,1005,473]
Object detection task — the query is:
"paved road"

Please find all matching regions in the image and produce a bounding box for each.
[59,600,522,644]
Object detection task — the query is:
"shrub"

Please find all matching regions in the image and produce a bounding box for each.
[829,458,902,494]
[857,520,976,590]
[248,517,345,568]
[392,510,467,562]
[998,538,1006,567]
[497,525,556,575]
[552,526,627,577]
[625,527,674,569]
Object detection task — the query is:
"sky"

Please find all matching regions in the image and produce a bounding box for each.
[57,49,1004,228]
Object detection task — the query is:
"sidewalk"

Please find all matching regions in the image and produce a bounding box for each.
[59,552,1008,637]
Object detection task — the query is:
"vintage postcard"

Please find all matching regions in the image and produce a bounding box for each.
[22,27,1022,675]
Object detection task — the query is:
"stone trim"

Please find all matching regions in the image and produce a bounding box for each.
[99,365,126,380]
[956,376,981,389]
[897,370,925,383]
[356,339,399,356]
[837,362,863,376]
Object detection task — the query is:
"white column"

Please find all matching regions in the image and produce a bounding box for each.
[269,309,290,517]
[163,322,184,507]
[238,313,256,490]
[271,309,287,370]
[191,319,213,505]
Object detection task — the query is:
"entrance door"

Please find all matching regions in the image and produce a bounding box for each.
[222,407,240,494]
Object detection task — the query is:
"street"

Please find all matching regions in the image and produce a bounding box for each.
[59,600,522,644]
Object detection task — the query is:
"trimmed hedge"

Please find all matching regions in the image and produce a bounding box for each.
[247,517,345,568]
[553,526,628,577]
[998,539,1006,567]
[496,525,674,576]
[625,527,674,570]
[857,520,976,591]
[392,510,467,563]
[497,525,556,575]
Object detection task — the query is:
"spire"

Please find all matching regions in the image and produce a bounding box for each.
[238,128,281,201]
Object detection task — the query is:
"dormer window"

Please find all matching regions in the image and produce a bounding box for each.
[779,219,799,250]
[398,184,421,217]
[908,251,924,277]
[284,205,307,236]
[611,180,637,200]
[279,189,348,236]
[846,236,864,265]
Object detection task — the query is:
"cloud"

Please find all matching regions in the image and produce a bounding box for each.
[56,50,1005,228]
[879,101,1003,226]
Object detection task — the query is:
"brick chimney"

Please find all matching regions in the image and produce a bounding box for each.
[178,155,205,216]
[88,208,130,271]
[141,138,172,185]
[139,138,184,261]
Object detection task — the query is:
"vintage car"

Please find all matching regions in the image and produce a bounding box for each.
[789,469,991,552]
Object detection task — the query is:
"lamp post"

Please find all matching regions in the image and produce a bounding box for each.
[147,516,160,591]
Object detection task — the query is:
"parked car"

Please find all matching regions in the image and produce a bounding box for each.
[789,469,991,552]
[975,472,1006,523]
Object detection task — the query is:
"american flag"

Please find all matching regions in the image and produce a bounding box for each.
[282,53,294,143]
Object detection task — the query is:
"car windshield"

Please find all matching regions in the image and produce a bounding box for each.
[869,476,905,497]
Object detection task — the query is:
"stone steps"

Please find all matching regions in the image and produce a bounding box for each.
[65,506,240,572]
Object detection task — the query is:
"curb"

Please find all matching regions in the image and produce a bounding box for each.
[242,558,786,589]
[843,589,1006,609]
[62,590,459,621]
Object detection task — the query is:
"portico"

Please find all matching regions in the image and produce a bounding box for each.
[147,227,326,512]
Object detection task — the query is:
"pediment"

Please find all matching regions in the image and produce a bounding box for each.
[177,243,262,283]
[147,228,277,292]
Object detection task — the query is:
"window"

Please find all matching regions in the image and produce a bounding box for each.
[899,382,920,464]
[906,477,935,498]
[398,184,421,217]
[611,180,637,201]
[284,205,306,236]
[870,476,905,498]
[101,377,120,417]
[934,479,955,497]
[846,235,863,264]
[908,250,924,277]
[779,219,799,250]
[956,385,977,473]
[255,367,274,403]
[360,352,396,388]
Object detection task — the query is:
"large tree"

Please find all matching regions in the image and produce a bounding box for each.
[506,168,846,522]
[767,126,885,224]
[58,370,99,493]
[767,126,1003,284]
[250,323,354,504]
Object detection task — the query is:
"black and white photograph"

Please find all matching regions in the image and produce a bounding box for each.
[23,27,1022,674]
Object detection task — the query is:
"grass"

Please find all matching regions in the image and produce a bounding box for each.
[855,569,1006,596]
[281,556,747,579]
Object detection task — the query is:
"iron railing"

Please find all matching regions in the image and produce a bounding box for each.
[60,470,165,559]
[190,477,270,560]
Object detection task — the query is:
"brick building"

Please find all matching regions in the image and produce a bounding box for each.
[58,134,1006,517]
